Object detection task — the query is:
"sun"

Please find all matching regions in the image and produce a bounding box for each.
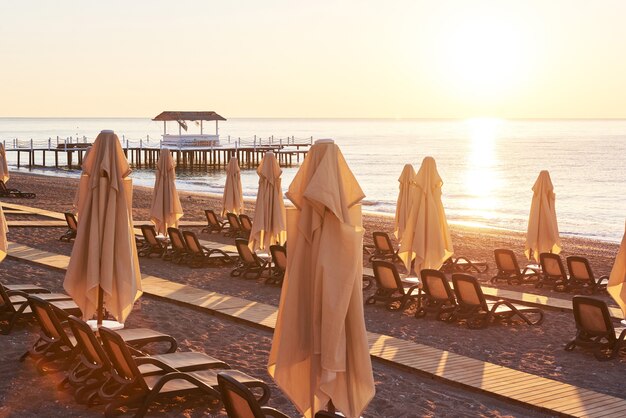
[436,16,530,101]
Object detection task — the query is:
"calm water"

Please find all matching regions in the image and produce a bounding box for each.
[1,117,625,242]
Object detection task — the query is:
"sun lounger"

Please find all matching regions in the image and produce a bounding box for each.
[0,180,36,198]
[365,260,421,311]
[368,232,401,263]
[239,214,253,239]
[98,326,270,417]
[64,315,230,405]
[565,296,626,361]
[165,227,190,264]
[538,252,569,291]
[1,282,50,294]
[415,269,457,321]
[224,212,244,238]
[566,256,609,294]
[0,286,81,335]
[440,256,489,274]
[231,238,269,279]
[20,295,79,373]
[266,244,286,285]
[491,248,541,285]
[451,273,544,329]
[138,224,168,258]
[59,212,78,242]
[202,209,227,234]
[182,230,234,268]
[218,373,288,418]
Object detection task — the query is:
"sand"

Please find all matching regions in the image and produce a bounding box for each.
[1,171,624,417]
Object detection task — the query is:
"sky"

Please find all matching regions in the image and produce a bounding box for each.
[2,0,626,118]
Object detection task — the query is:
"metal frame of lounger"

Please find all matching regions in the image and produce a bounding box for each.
[415,269,457,321]
[368,231,401,263]
[59,212,78,242]
[218,373,289,418]
[266,244,286,286]
[202,209,227,234]
[0,180,36,198]
[565,296,626,361]
[166,227,190,264]
[566,256,609,294]
[138,224,168,258]
[231,238,268,279]
[182,230,234,268]
[538,253,569,291]
[491,248,541,285]
[366,260,421,311]
[451,273,544,329]
[98,326,271,418]
[224,212,244,238]
[440,256,489,274]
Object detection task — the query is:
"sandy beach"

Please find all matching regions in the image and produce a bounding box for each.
[1,171,624,417]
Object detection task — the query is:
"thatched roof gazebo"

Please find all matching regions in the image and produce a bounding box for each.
[152,111,227,147]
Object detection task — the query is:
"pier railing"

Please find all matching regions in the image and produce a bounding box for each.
[1,135,313,151]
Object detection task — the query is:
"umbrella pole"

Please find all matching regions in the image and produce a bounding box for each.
[97,285,104,326]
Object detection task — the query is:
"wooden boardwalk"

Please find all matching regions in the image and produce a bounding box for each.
[3,200,624,320]
[4,241,626,417]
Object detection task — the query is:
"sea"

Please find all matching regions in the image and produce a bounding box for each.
[1,117,625,243]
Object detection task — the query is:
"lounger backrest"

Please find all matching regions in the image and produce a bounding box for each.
[65,212,78,232]
[572,296,612,335]
[141,225,160,246]
[227,213,242,230]
[0,181,7,193]
[217,373,266,418]
[67,315,110,368]
[540,253,566,279]
[372,260,403,292]
[167,227,186,251]
[451,274,487,310]
[28,296,69,344]
[372,232,393,254]
[98,327,145,387]
[205,209,220,226]
[567,256,593,283]
[270,245,287,272]
[239,214,252,233]
[236,239,258,265]
[494,249,518,273]
[421,269,454,302]
[182,231,202,255]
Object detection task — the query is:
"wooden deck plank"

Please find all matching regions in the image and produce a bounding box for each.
[581,402,626,418]
[7,239,626,418]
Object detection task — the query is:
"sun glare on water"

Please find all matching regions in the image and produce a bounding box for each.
[461,118,503,220]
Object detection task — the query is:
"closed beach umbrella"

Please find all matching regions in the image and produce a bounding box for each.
[73,146,92,210]
[394,163,416,240]
[398,156,453,273]
[268,140,375,418]
[222,156,244,216]
[64,130,141,325]
[0,205,7,262]
[608,221,626,318]
[248,151,286,251]
[149,148,183,235]
[525,170,561,262]
[0,143,9,184]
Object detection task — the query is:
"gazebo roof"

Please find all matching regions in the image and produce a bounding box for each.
[152,111,226,122]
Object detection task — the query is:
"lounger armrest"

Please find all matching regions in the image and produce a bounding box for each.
[6,289,30,298]
[262,407,290,418]
[134,356,177,373]
[597,275,609,283]
[407,285,421,296]
[520,267,539,276]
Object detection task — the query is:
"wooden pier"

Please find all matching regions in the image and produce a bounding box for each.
[3,138,311,170]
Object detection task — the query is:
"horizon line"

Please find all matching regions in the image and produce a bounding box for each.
[3,116,626,121]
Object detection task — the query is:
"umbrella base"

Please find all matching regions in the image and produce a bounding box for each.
[87,319,125,331]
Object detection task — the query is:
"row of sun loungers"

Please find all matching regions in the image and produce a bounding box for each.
[1,281,277,417]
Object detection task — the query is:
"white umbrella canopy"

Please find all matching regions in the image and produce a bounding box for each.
[222,156,244,216]
[0,143,9,184]
[398,156,453,273]
[149,148,183,235]
[248,151,286,251]
[268,140,375,418]
[525,170,561,262]
[0,205,7,262]
[64,130,142,324]
[608,221,626,318]
[394,163,416,240]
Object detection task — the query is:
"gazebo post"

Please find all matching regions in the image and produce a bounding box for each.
[163,121,166,135]
[200,120,203,135]
[216,120,219,137]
